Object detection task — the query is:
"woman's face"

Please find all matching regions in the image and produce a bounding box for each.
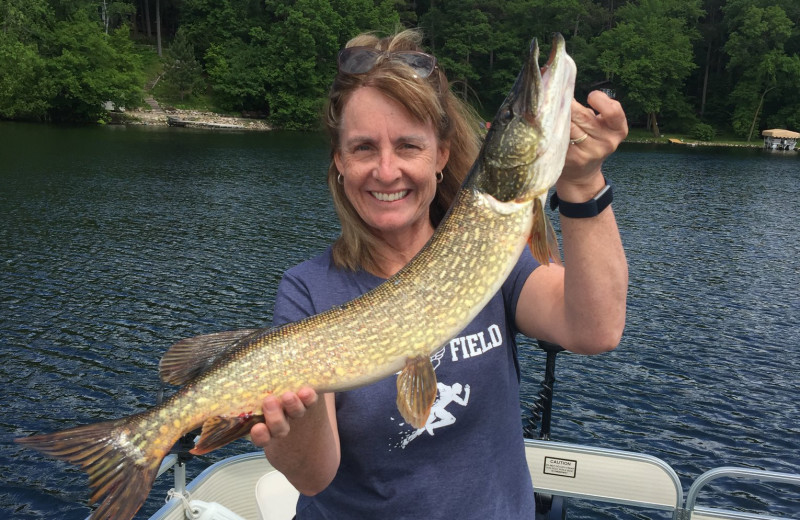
[334,86,449,246]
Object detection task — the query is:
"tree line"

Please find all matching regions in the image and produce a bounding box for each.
[1,0,799,137]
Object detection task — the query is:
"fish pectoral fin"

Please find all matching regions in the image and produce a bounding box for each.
[191,414,265,455]
[395,356,438,429]
[159,329,261,386]
[544,210,562,266]
[529,197,561,266]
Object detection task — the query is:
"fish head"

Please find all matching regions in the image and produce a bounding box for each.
[476,33,576,203]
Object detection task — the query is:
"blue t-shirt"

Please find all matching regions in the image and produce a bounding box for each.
[272,246,539,519]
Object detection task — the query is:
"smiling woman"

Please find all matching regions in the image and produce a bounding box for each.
[324,31,482,275]
[248,28,630,520]
[333,86,449,274]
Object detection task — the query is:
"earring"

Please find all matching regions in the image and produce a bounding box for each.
[337,173,344,185]
[435,171,444,183]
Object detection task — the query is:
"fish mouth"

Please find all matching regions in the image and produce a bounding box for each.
[512,33,574,125]
[474,33,575,203]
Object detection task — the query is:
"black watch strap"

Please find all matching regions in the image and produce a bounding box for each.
[549,180,613,218]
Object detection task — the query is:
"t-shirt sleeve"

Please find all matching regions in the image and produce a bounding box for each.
[502,247,540,334]
[272,269,316,327]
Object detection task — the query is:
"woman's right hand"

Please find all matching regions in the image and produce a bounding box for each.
[251,388,341,496]
[250,386,319,446]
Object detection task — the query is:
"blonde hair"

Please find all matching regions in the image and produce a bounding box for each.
[324,28,482,273]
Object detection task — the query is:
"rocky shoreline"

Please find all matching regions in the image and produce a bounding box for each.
[117,110,793,152]
[119,108,272,131]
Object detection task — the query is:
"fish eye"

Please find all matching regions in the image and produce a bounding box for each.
[499,106,514,123]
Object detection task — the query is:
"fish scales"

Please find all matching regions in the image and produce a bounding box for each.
[16,34,576,520]
[104,176,535,481]
[169,189,532,409]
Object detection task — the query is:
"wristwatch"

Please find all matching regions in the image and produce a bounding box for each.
[549,179,613,218]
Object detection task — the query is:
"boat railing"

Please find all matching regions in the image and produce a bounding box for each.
[684,467,800,520]
[148,444,800,520]
[526,439,684,519]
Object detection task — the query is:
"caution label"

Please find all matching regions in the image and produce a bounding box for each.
[543,456,577,478]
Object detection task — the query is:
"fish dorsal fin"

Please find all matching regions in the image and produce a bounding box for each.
[396,355,438,429]
[159,329,260,385]
[190,413,265,455]
[529,197,562,266]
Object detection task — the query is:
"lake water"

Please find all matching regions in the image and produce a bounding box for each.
[1,122,798,519]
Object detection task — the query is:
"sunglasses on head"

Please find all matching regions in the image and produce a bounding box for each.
[337,46,438,78]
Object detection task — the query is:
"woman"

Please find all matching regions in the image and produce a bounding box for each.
[250,29,628,518]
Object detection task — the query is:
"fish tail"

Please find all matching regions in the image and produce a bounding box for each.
[16,413,177,520]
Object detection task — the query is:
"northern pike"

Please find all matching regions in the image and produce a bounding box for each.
[16,34,576,520]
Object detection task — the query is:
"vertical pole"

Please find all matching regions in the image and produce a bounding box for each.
[174,461,187,495]
[536,340,564,440]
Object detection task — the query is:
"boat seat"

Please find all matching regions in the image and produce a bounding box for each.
[685,466,800,520]
[525,439,683,519]
[255,469,300,520]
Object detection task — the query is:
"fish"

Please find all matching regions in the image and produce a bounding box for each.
[15,34,576,520]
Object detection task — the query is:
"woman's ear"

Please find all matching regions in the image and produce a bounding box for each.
[436,142,450,172]
[333,150,344,177]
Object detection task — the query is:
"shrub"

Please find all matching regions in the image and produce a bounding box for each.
[691,123,716,141]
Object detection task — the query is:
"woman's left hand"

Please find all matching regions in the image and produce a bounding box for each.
[562,91,628,186]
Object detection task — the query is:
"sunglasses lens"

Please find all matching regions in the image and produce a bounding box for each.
[338,48,436,78]
[394,52,436,78]
[338,48,380,74]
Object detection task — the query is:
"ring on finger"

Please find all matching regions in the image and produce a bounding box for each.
[570,133,589,145]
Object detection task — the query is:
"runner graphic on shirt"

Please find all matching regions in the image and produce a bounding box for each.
[389,324,503,449]
[400,381,471,448]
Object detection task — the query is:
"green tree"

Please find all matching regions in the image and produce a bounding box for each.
[1,0,145,122]
[593,0,702,136]
[100,0,137,34]
[723,2,800,139]
[204,28,271,112]
[45,11,144,121]
[694,0,726,120]
[180,0,252,59]
[422,0,492,102]
[258,0,398,129]
[162,28,203,101]
[421,0,589,115]
[332,0,397,37]
[0,32,53,120]
[394,0,418,27]
[261,0,348,128]
[184,0,397,128]
[0,0,55,120]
